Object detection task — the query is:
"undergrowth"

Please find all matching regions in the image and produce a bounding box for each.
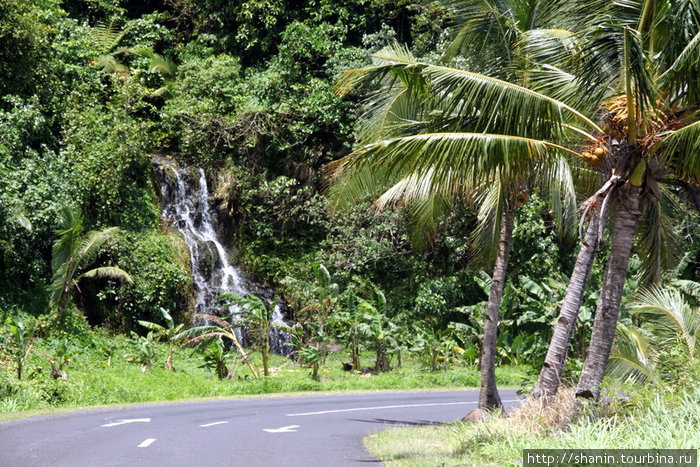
[365,386,700,467]
[0,331,529,419]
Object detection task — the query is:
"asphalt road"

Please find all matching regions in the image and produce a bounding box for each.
[0,389,521,466]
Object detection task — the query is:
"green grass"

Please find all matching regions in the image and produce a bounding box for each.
[364,388,700,467]
[0,333,530,421]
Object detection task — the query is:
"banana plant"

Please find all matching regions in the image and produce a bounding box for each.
[219,293,274,377]
[127,331,157,372]
[357,290,397,373]
[197,338,235,380]
[176,314,259,379]
[329,292,364,371]
[284,324,323,380]
[138,308,184,371]
[2,316,35,379]
[283,263,339,378]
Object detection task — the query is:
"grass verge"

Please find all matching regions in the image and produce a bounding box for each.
[365,387,700,466]
[1,334,530,421]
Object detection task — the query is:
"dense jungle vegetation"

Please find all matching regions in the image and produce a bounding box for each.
[1,0,699,441]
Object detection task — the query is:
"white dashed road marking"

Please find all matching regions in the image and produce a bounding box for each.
[138,439,157,448]
[200,421,229,427]
[101,418,151,427]
[263,425,300,433]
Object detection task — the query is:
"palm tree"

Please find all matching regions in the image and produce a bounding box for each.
[444,0,700,403]
[329,49,583,408]
[331,0,700,409]
[570,7,700,403]
[51,207,133,318]
[329,0,587,407]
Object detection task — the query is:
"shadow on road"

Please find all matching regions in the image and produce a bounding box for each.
[349,418,443,427]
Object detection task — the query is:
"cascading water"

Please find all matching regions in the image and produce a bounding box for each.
[154,157,291,353]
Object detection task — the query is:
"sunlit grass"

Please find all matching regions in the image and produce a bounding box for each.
[365,387,700,466]
[0,335,529,420]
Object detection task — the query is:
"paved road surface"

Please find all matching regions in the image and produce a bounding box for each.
[0,389,521,466]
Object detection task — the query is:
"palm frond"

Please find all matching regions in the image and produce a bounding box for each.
[334,43,425,96]
[656,120,700,184]
[49,263,71,308]
[376,167,468,247]
[652,0,700,103]
[90,20,133,54]
[328,132,579,194]
[529,65,600,114]
[95,54,129,74]
[336,44,602,138]
[75,227,121,269]
[631,286,698,357]
[129,48,178,77]
[672,279,700,301]
[355,80,429,144]
[423,64,602,136]
[538,154,577,242]
[442,0,518,62]
[658,29,700,80]
[78,266,133,284]
[470,177,508,268]
[520,28,577,68]
[635,186,683,286]
[325,163,395,212]
[574,23,657,121]
[607,323,660,384]
[52,207,82,276]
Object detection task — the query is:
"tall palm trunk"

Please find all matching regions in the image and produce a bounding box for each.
[532,208,603,399]
[479,209,515,410]
[576,185,643,401]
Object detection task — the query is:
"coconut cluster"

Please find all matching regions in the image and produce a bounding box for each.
[580,146,606,166]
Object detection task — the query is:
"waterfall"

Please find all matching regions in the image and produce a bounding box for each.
[154,157,291,354]
[269,304,293,355]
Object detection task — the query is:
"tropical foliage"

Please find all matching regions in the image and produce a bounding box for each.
[0,0,698,444]
[50,208,133,319]
[138,308,185,371]
[328,0,700,411]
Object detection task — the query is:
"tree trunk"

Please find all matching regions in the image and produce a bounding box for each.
[217,359,229,380]
[165,342,174,371]
[478,209,515,410]
[262,328,270,377]
[375,343,389,372]
[56,275,74,318]
[351,335,360,371]
[229,332,260,379]
[532,208,602,400]
[576,186,643,402]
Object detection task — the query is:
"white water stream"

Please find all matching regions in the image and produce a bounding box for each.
[155,159,291,352]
